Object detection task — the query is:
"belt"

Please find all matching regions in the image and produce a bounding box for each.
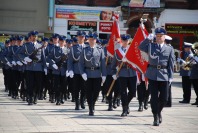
[85,67,100,70]
[149,64,167,69]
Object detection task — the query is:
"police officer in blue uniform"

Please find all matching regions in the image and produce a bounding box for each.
[0,40,10,93]
[139,28,175,126]
[111,34,137,117]
[102,39,121,111]
[189,44,198,106]
[17,31,47,105]
[67,31,86,110]
[78,32,107,116]
[15,36,26,100]
[47,34,68,105]
[44,37,55,101]
[164,35,173,107]
[177,42,193,104]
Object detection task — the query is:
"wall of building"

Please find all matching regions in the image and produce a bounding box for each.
[0,0,49,35]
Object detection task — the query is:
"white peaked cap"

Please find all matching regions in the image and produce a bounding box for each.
[184,42,192,47]
[165,35,172,40]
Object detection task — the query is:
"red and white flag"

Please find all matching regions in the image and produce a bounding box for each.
[125,25,149,74]
[106,16,120,57]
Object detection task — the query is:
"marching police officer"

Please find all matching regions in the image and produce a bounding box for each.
[102,39,121,111]
[67,31,86,110]
[78,32,107,116]
[111,34,137,117]
[17,31,47,105]
[47,34,68,105]
[164,35,173,107]
[189,43,198,106]
[177,42,193,104]
[139,27,175,126]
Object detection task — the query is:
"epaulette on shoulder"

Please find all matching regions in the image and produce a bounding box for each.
[96,44,102,49]
[84,45,89,48]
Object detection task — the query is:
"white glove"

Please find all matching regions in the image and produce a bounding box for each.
[11,61,17,66]
[16,61,23,66]
[46,63,49,67]
[52,64,58,70]
[44,68,47,75]
[66,71,70,77]
[112,74,117,80]
[69,71,74,78]
[194,56,198,62]
[177,58,181,63]
[6,62,12,67]
[188,53,194,58]
[102,76,106,83]
[147,33,154,40]
[181,60,187,66]
[82,73,87,81]
[24,57,32,62]
[122,57,127,62]
[22,60,27,65]
[169,78,173,86]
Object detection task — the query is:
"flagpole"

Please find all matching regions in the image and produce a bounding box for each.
[106,61,124,97]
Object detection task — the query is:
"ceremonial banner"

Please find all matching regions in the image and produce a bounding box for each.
[106,17,120,57]
[125,26,149,73]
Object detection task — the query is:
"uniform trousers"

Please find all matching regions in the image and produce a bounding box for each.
[149,79,168,114]
[2,68,9,91]
[53,74,67,99]
[73,74,86,101]
[45,69,53,96]
[137,81,146,103]
[192,79,198,103]
[104,75,120,100]
[182,76,192,102]
[11,70,20,97]
[85,78,101,106]
[26,70,43,99]
[118,76,137,107]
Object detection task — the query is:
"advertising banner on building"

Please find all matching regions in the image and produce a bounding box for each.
[165,24,198,35]
[99,22,113,32]
[56,7,114,21]
[129,0,160,8]
[67,20,97,32]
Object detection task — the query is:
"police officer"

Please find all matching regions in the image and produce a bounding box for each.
[67,31,86,110]
[111,34,137,117]
[177,42,193,104]
[136,71,147,112]
[15,36,26,100]
[164,35,173,107]
[139,27,175,126]
[102,39,121,111]
[78,32,107,116]
[189,44,198,106]
[44,37,54,101]
[0,40,11,93]
[17,31,47,105]
[47,34,68,105]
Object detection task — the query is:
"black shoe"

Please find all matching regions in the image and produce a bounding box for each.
[127,107,130,114]
[89,105,94,116]
[179,100,189,104]
[56,101,61,105]
[113,99,117,109]
[80,101,85,109]
[144,98,149,110]
[121,106,128,117]
[191,102,198,105]
[138,103,143,112]
[153,114,159,126]
[75,100,80,110]
[108,101,113,111]
[121,112,127,117]
[117,99,120,107]
[158,113,162,124]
